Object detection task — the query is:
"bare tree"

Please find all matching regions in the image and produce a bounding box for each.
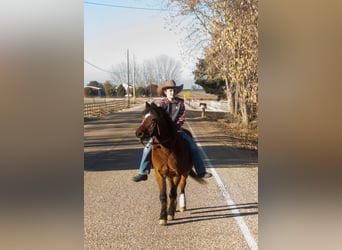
[110,54,182,87]
[110,62,127,84]
[166,0,211,60]
[153,55,182,84]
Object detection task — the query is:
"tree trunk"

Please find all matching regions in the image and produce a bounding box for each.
[225,78,234,114]
[240,100,248,125]
[239,86,249,126]
[234,82,239,115]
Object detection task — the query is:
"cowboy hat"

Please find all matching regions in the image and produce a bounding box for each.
[157,80,184,97]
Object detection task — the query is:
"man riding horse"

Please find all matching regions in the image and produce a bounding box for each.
[132,79,212,182]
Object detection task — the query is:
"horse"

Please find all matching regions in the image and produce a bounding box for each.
[135,102,206,225]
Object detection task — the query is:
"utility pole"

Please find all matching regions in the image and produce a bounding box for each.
[132,53,136,104]
[127,49,130,108]
[150,81,152,101]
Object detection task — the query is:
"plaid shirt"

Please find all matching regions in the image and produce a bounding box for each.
[159,97,185,129]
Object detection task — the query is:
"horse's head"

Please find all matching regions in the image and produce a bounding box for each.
[136,102,159,142]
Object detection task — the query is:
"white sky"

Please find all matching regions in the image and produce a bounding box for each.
[84,0,203,89]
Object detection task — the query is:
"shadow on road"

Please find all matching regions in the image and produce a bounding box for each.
[168,202,258,226]
[186,202,258,213]
[84,109,257,171]
[84,144,257,171]
[84,147,142,171]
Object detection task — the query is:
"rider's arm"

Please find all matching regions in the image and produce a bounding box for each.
[176,99,185,129]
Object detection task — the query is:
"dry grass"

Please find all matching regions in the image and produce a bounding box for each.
[187,110,258,151]
[216,120,258,151]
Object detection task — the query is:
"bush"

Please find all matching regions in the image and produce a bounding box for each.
[117,84,126,97]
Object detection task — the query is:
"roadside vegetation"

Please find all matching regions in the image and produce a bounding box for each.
[85,0,258,147]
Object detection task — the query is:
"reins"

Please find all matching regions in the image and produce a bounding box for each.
[139,121,174,147]
[140,136,174,147]
[139,137,173,147]
[153,136,173,145]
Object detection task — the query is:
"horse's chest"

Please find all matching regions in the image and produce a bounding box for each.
[152,148,178,177]
[159,165,177,178]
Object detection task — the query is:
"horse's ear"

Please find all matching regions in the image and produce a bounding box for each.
[145,102,150,108]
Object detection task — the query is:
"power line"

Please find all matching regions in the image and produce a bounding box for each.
[84,1,178,12]
[84,59,114,73]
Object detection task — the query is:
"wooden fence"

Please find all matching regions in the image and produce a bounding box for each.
[84,99,127,118]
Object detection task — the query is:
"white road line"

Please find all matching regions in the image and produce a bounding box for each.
[186,122,258,250]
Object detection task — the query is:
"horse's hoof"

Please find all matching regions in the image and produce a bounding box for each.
[167,215,174,221]
[159,219,167,226]
[179,206,186,212]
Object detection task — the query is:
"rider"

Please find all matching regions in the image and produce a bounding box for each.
[132,80,212,182]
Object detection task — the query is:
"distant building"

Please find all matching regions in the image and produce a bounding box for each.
[84,86,103,97]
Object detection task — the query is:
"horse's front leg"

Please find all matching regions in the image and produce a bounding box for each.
[167,176,180,221]
[155,172,167,225]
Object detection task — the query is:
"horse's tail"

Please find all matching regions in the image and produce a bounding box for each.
[189,169,207,184]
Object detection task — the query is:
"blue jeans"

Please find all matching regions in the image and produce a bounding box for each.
[138,138,153,175]
[138,131,206,175]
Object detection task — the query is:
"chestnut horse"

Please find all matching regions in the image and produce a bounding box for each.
[136,102,205,225]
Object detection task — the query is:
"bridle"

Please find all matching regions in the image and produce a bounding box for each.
[139,113,173,147]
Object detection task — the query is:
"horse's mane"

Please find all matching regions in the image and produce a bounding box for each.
[150,102,178,134]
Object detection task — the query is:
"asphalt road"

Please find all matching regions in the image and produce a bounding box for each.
[84,103,258,250]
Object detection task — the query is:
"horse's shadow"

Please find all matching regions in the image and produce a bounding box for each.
[168,202,258,226]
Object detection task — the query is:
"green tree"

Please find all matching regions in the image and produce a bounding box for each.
[116,84,126,97]
[193,59,226,100]
[136,86,146,97]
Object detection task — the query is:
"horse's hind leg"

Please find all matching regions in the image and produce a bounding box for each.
[178,175,187,212]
